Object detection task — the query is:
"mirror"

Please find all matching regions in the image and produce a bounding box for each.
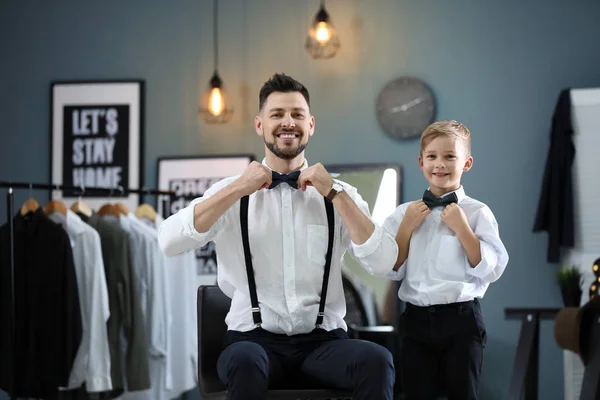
[327,163,402,322]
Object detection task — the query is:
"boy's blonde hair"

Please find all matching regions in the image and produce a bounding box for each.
[420,120,471,156]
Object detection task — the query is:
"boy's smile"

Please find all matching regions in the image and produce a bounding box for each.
[419,136,473,197]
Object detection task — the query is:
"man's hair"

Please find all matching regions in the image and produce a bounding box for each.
[420,120,472,156]
[258,73,310,111]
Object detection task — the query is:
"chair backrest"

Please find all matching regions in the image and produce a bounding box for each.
[197,285,231,393]
[342,275,370,329]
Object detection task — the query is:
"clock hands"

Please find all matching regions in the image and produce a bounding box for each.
[390,97,424,113]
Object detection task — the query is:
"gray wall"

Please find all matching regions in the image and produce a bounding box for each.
[2,0,600,398]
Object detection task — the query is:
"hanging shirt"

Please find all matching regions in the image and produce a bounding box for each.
[127,213,170,359]
[384,186,509,306]
[104,214,170,360]
[49,210,112,392]
[0,209,82,398]
[156,214,198,399]
[119,214,178,400]
[158,159,399,336]
[78,211,150,397]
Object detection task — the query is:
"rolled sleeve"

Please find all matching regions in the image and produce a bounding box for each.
[342,184,399,277]
[465,207,509,283]
[158,198,213,256]
[386,260,406,281]
[351,226,399,277]
[158,177,235,257]
[466,241,498,279]
[351,225,383,258]
[178,198,212,242]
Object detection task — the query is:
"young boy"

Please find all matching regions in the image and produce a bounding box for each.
[383,120,509,400]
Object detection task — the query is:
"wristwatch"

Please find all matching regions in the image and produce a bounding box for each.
[326,182,344,202]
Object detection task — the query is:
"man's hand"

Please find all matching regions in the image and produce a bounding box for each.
[232,161,272,196]
[297,163,334,196]
[441,203,470,235]
[402,200,431,233]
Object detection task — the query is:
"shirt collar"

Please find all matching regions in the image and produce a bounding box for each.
[261,158,308,174]
[14,208,44,235]
[65,209,87,235]
[438,185,466,203]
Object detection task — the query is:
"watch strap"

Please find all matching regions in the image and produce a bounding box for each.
[326,187,338,202]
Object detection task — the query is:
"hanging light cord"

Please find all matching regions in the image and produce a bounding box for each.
[213,0,219,72]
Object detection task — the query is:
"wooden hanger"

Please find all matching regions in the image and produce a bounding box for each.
[115,202,129,216]
[98,203,121,219]
[71,200,92,217]
[43,199,67,216]
[20,183,39,216]
[98,188,122,218]
[70,186,92,217]
[20,198,39,216]
[135,203,157,222]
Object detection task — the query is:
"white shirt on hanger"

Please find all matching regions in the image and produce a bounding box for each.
[120,214,198,400]
[384,186,509,306]
[114,213,170,400]
[158,159,398,336]
[152,215,198,399]
[49,209,112,392]
[126,213,171,359]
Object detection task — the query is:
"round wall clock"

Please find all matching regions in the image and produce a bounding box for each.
[375,77,436,140]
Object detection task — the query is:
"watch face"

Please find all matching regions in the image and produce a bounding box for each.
[376,77,436,140]
[333,182,344,192]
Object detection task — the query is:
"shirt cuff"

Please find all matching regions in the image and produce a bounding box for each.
[179,199,212,242]
[350,225,383,258]
[466,240,498,279]
[386,261,406,281]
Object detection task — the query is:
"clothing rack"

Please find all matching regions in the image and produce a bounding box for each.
[0,181,174,400]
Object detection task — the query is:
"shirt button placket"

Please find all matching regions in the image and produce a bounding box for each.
[281,186,298,326]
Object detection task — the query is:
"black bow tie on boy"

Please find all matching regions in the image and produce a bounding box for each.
[268,170,301,190]
[422,189,458,209]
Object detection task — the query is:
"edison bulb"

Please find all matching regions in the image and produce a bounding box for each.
[315,22,331,44]
[208,88,224,116]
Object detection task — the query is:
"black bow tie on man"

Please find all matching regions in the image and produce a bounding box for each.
[422,189,458,209]
[269,170,301,189]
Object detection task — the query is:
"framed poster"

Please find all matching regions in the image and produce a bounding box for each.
[50,80,144,211]
[157,154,255,286]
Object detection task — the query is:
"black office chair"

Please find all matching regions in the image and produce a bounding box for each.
[197,285,353,399]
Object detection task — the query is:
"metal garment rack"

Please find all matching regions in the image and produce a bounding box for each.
[0,181,174,400]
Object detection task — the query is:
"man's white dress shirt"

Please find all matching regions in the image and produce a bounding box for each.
[158,159,398,336]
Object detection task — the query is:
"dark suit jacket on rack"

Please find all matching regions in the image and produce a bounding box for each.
[78,212,150,397]
[0,209,82,398]
[533,89,575,263]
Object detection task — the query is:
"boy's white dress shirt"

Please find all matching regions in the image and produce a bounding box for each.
[384,186,509,306]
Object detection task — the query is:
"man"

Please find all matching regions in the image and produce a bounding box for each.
[158,73,399,400]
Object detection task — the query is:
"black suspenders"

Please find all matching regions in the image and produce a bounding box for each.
[240,195,335,328]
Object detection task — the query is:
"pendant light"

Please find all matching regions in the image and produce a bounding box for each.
[305,0,340,60]
[199,0,233,123]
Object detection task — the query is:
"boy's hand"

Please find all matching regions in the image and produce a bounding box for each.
[402,200,430,232]
[441,203,470,235]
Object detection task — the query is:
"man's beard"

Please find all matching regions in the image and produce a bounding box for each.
[263,129,307,160]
